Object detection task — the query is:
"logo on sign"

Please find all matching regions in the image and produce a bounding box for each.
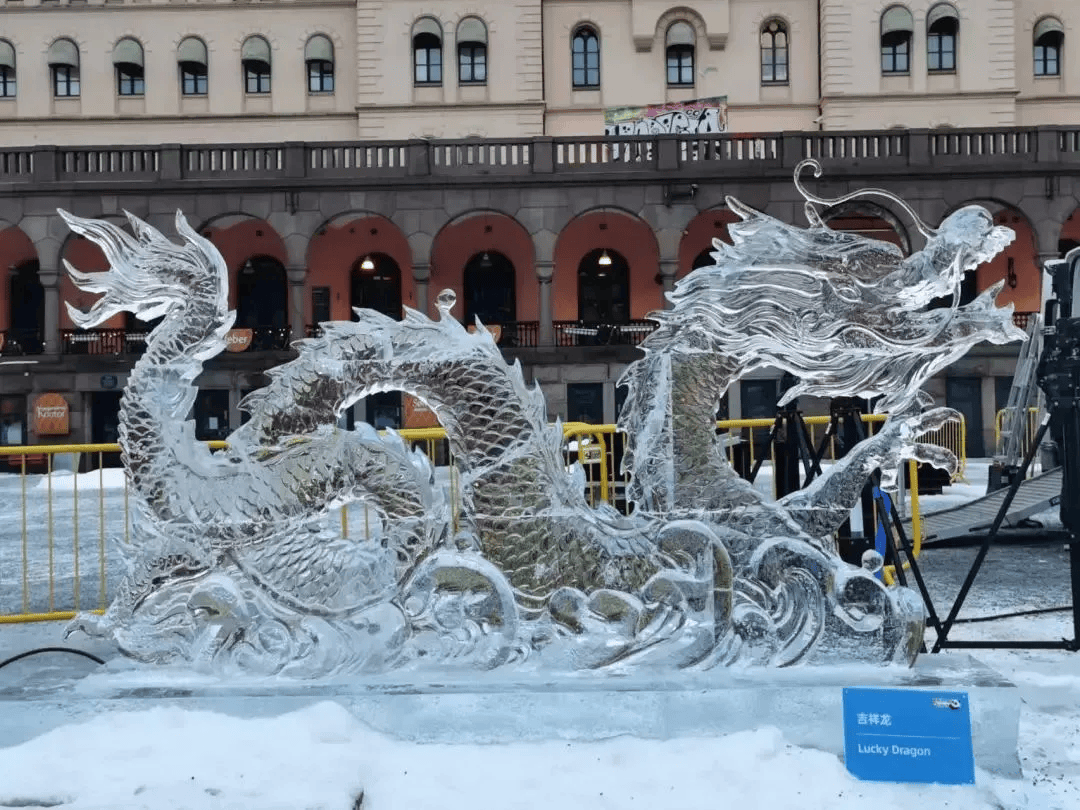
[33,393,70,436]
[843,688,974,785]
[224,329,253,352]
[466,323,502,344]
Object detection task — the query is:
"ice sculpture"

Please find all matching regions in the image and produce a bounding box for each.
[64,160,1024,676]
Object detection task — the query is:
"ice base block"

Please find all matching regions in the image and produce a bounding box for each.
[0,654,1021,777]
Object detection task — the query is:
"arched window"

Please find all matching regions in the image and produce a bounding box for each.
[572,26,600,88]
[113,37,144,96]
[927,3,958,72]
[241,35,271,94]
[177,37,208,96]
[666,22,695,86]
[760,19,788,84]
[464,251,515,326]
[880,6,913,74]
[457,17,487,85]
[0,40,15,98]
[1034,17,1064,77]
[351,254,402,320]
[305,34,334,93]
[47,39,80,98]
[413,18,443,86]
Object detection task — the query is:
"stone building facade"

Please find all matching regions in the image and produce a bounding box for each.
[0,1,1079,458]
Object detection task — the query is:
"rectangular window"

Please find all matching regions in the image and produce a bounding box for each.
[245,66,271,94]
[1035,45,1059,76]
[117,68,144,96]
[928,34,955,72]
[52,65,79,97]
[308,61,334,93]
[459,45,486,84]
[194,389,230,441]
[881,39,909,73]
[0,67,14,98]
[181,66,208,96]
[666,48,694,86]
[414,47,442,85]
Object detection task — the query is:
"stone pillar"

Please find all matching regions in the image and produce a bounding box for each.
[659,259,679,309]
[537,261,554,347]
[39,267,61,356]
[286,267,306,342]
[412,262,430,317]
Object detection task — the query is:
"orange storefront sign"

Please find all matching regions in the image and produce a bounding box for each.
[33,393,70,436]
[404,395,440,429]
[224,329,253,352]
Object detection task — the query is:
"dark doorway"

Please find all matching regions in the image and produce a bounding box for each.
[193,389,230,441]
[365,391,401,430]
[567,382,604,424]
[236,256,288,349]
[578,248,629,324]
[91,391,123,468]
[464,251,516,326]
[352,254,402,320]
[8,261,44,353]
[692,248,715,271]
[946,376,985,457]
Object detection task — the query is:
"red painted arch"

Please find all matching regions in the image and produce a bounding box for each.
[554,210,661,320]
[430,212,536,322]
[307,215,413,322]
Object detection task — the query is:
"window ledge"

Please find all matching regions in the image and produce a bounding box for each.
[928,70,957,75]
[761,81,789,87]
[881,71,911,77]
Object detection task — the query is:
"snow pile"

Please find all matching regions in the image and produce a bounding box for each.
[32,468,128,492]
[0,701,1014,810]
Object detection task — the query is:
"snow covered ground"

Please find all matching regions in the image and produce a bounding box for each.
[1,461,1078,809]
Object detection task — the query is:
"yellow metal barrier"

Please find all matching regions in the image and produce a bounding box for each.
[994,407,1041,463]
[1,415,949,623]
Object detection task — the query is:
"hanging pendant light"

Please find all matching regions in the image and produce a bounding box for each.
[598,250,612,267]
[360,255,375,272]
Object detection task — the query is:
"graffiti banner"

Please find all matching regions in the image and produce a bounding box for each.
[603,96,727,136]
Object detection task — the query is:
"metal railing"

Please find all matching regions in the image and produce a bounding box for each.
[553,320,658,347]
[0,414,956,623]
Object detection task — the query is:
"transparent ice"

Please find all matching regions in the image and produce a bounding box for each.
[62,161,1024,676]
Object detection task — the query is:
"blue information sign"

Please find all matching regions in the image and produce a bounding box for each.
[842,687,974,785]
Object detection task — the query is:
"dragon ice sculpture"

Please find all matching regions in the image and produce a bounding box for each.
[65,161,1025,676]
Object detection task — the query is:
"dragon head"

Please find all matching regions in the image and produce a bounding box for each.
[59,209,230,330]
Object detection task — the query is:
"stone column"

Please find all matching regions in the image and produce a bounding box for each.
[286,266,306,342]
[412,262,430,317]
[39,267,61,356]
[659,259,679,308]
[536,261,554,347]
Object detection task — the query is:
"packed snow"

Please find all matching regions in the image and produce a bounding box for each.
[1,460,1078,809]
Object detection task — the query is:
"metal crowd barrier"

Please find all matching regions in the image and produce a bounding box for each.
[994,406,1041,465]
[0,415,951,623]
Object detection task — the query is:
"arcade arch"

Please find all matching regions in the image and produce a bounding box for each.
[679,208,738,277]
[199,214,289,349]
[554,208,660,322]
[307,213,412,324]
[429,211,535,326]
